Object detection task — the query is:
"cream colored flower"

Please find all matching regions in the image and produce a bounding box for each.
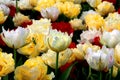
[41,6,60,21]
[69,18,86,30]
[13,12,31,27]
[0,51,15,76]
[103,12,120,31]
[0,0,15,6]
[18,0,38,10]
[54,1,81,18]
[18,0,33,10]
[71,48,85,60]
[17,33,48,57]
[86,0,102,8]
[1,27,29,49]
[46,29,71,52]
[96,1,115,16]
[0,4,10,16]
[28,18,51,35]
[41,49,72,69]
[85,13,105,30]
[34,0,56,12]
[80,10,98,21]
[100,30,120,48]
[80,29,101,43]
[14,56,54,80]
[114,42,120,68]
[85,46,114,71]
[72,42,100,60]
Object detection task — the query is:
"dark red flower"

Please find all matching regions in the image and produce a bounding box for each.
[117,8,120,14]
[102,0,116,4]
[92,36,102,48]
[52,21,74,35]
[8,5,16,17]
[20,20,33,28]
[60,62,72,72]
[0,35,6,47]
[69,42,76,48]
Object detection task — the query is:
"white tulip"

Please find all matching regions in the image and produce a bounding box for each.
[41,7,60,22]
[85,46,114,71]
[100,29,120,48]
[0,4,10,16]
[1,27,29,49]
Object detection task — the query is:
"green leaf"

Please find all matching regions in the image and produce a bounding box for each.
[2,75,8,80]
[59,61,78,80]
[16,56,23,66]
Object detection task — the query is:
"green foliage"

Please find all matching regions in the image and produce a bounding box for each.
[59,62,78,80]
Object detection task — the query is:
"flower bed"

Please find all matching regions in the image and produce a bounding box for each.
[0,0,120,80]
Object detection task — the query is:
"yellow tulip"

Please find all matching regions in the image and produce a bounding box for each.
[14,56,54,80]
[0,51,15,76]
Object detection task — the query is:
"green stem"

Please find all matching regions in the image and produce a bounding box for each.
[87,67,91,80]
[99,71,102,80]
[14,48,17,67]
[109,67,113,80]
[16,0,19,13]
[55,52,59,79]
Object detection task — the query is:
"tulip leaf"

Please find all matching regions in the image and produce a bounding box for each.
[2,75,8,80]
[59,61,77,80]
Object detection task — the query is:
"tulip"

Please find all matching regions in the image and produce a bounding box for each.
[41,49,72,69]
[80,29,101,43]
[0,4,10,16]
[85,46,114,71]
[73,42,100,61]
[114,42,120,67]
[46,29,71,52]
[14,56,54,80]
[45,29,71,79]
[1,27,29,49]
[100,29,120,48]
[86,0,102,8]
[0,11,7,24]
[96,1,115,16]
[69,18,86,30]
[103,12,120,31]
[41,7,60,22]
[85,13,105,30]
[13,12,31,27]
[0,51,15,76]
[28,18,51,35]
[18,0,33,10]
[17,33,48,58]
